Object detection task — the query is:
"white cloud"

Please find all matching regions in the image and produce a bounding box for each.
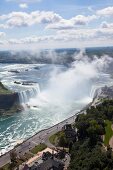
[0,32,6,38]
[0,11,62,28]
[57,27,113,41]
[71,15,97,25]
[100,21,113,28]
[46,15,97,30]
[19,3,28,9]
[0,24,9,29]
[0,32,6,45]
[46,19,75,30]
[5,26,113,45]
[8,35,54,44]
[97,6,113,16]
[1,27,113,49]
[1,6,113,48]
[0,11,97,30]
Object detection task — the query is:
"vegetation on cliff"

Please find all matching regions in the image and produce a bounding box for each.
[104,120,113,146]
[53,99,113,170]
[0,82,12,94]
[0,82,21,115]
[70,100,113,170]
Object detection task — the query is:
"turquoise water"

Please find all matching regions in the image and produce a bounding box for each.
[0,62,113,155]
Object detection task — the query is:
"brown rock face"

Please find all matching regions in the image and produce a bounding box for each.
[0,93,22,115]
[0,93,19,108]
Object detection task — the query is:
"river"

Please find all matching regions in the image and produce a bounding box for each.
[0,55,113,154]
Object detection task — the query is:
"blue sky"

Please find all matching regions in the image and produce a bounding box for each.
[0,0,113,50]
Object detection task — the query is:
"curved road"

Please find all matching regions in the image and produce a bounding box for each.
[0,110,84,167]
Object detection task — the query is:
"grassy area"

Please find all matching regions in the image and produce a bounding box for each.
[49,134,57,145]
[0,159,24,170]
[0,82,12,94]
[0,163,10,170]
[15,159,23,166]
[0,153,32,170]
[104,120,113,146]
[49,131,64,145]
[24,152,33,160]
[30,143,47,154]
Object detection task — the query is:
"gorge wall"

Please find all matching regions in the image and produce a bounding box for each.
[0,82,22,115]
[0,93,22,115]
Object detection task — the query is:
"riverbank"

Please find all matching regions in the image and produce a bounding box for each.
[0,106,87,167]
[0,86,103,167]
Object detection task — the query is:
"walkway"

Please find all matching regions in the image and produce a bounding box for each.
[0,111,83,167]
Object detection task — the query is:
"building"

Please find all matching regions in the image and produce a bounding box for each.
[21,148,64,170]
[62,124,76,141]
[23,158,64,170]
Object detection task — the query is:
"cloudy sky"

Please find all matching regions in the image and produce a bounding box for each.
[0,0,113,50]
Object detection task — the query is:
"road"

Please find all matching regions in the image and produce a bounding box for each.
[0,111,83,167]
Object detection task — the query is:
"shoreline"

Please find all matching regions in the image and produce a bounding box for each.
[0,110,82,156]
[0,101,92,154]
[0,99,93,167]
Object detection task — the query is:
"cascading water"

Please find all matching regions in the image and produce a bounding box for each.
[1,51,113,155]
[90,85,99,99]
[90,85,102,100]
[19,84,40,105]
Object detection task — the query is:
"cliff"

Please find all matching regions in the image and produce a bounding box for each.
[0,82,22,115]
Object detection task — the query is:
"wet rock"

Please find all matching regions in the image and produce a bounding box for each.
[22,81,37,86]
[8,70,20,73]
[34,66,40,70]
[14,81,21,84]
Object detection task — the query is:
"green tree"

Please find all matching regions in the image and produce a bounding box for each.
[10,150,17,166]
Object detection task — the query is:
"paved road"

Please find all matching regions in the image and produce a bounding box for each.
[0,110,84,167]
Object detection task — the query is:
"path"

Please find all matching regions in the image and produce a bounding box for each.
[0,111,83,167]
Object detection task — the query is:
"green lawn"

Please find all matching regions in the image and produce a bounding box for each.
[30,143,47,154]
[0,163,10,170]
[1,144,46,169]
[0,82,12,94]
[104,120,113,146]
[49,131,64,145]
[24,152,33,160]
[49,133,57,145]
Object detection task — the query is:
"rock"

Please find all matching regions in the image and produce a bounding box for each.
[14,81,21,84]
[0,93,22,115]
[26,104,30,108]
[0,82,22,115]
[8,70,20,73]
[22,81,37,86]
[34,66,40,70]
[22,82,33,86]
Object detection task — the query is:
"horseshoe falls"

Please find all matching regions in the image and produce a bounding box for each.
[0,50,113,155]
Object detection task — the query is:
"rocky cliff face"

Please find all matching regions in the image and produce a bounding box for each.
[0,92,22,115]
[0,92,19,108]
[0,82,22,115]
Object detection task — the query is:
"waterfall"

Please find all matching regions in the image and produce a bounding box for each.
[90,86,97,99]
[19,84,40,104]
[90,85,102,99]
